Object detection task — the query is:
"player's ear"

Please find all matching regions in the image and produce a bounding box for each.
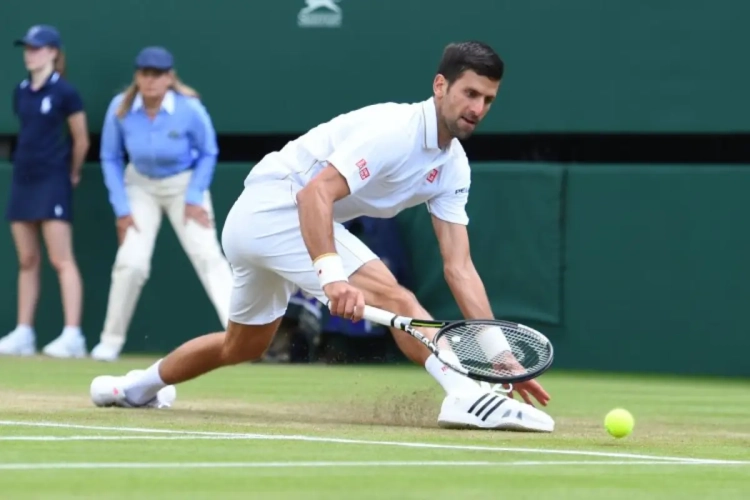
[433,74,447,99]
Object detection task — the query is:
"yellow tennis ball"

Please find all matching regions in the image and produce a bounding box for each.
[604,408,634,438]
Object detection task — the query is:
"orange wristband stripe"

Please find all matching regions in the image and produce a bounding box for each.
[313,252,339,264]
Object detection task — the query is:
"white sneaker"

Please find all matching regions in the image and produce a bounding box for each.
[90,342,121,362]
[90,370,176,409]
[42,329,87,359]
[437,391,555,432]
[0,327,36,356]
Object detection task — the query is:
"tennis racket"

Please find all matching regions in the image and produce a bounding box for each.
[362,305,554,384]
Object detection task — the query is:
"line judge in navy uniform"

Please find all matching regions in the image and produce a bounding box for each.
[0,25,90,358]
[91,47,232,361]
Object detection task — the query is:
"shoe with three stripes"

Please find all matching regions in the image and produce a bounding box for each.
[437,391,555,432]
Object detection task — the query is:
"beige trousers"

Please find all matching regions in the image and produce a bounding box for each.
[98,164,232,349]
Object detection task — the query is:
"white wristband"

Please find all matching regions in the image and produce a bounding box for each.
[313,253,349,288]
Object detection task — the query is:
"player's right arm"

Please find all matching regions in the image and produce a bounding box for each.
[296,165,364,319]
[295,127,402,321]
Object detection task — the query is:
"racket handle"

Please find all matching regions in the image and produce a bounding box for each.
[362,305,412,330]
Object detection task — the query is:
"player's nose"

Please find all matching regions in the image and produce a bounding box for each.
[468,99,484,118]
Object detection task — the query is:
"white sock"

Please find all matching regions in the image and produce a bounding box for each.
[15,324,35,336]
[61,326,81,337]
[424,354,478,395]
[124,359,167,405]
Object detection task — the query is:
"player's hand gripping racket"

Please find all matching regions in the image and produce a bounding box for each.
[361,305,554,384]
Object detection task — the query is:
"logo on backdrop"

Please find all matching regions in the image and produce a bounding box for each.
[298,0,342,28]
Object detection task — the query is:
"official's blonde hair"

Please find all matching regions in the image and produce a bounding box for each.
[116,71,199,119]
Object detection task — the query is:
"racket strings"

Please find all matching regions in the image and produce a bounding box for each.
[436,322,551,379]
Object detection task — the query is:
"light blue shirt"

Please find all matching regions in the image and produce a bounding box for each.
[100,90,219,217]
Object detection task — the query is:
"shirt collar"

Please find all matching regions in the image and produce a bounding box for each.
[20,72,60,91]
[420,97,443,150]
[132,89,176,114]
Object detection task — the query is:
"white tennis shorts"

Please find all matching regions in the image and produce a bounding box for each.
[221,164,378,325]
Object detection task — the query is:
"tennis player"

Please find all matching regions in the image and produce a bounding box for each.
[91,41,554,432]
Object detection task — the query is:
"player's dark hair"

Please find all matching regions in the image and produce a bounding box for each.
[437,41,504,84]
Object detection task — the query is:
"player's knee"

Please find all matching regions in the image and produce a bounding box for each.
[219,321,274,365]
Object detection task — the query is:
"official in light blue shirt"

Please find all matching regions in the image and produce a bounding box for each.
[91,46,232,362]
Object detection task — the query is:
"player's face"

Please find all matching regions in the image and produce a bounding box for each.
[23,46,56,72]
[135,69,174,101]
[435,70,500,140]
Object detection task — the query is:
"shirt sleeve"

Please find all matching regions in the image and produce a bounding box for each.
[325,127,405,195]
[60,84,84,117]
[426,156,472,225]
[99,95,130,217]
[184,98,219,206]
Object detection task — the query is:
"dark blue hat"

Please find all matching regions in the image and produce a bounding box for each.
[135,46,174,71]
[14,25,62,48]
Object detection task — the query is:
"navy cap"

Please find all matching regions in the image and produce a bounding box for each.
[14,25,62,48]
[135,46,174,71]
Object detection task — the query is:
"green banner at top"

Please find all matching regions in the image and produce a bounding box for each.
[2,0,748,134]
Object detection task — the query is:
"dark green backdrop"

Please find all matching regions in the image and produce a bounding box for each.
[2,1,748,134]
[0,161,748,378]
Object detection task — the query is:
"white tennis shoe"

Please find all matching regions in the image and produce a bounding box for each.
[0,327,36,356]
[90,370,176,409]
[90,342,121,362]
[437,390,555,432]
[42,329,87,359]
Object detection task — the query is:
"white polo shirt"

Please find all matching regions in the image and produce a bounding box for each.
[248,97,472,225]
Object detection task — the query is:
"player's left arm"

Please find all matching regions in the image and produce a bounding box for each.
[428,161,550,406]
[431,215,493,319]
[426,156,491,319]
[434,214,551,406]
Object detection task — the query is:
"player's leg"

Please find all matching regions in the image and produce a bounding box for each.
[141,260,293,395]
[346,259,478,393]
[0,222,41,355]
[286,226,554,432]
[348,259,553,431]
[39,220,86,358]
[90,185,296,408]
[108,318,282,408]
[90,173,163,361]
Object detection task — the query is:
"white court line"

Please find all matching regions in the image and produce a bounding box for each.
[0,420,746,465]
[0,460,733,471]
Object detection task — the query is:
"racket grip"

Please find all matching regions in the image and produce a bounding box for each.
[362,305,411,329]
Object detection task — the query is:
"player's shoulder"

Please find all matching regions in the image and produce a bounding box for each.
[340,100,421,127]
[449,139,469,162]
[447,140,471,176]
[350,101,422,142]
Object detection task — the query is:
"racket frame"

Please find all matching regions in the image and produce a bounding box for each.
[362,304,553,384]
